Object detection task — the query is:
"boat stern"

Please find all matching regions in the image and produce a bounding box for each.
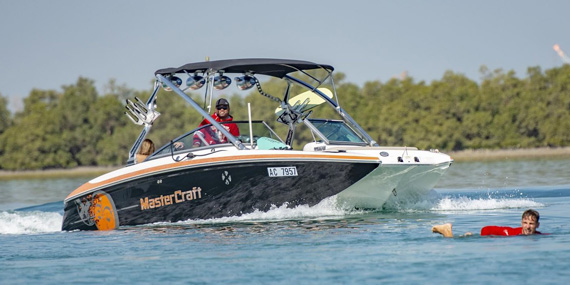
[62,190,119,231]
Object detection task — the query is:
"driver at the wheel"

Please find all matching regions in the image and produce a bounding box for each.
[192,98,239,147]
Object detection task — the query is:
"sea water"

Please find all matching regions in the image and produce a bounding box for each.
[1,159,569,284]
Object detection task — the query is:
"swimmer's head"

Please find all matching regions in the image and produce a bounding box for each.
[521,209,540,235]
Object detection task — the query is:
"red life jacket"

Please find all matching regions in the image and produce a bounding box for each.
[193,113,240,146]
[199,113,240,141]
[481,226,541,236]
[481,226,521,236]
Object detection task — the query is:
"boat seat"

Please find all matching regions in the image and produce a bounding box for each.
[256,137,289,150]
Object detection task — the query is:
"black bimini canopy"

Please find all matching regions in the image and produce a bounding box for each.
[155,58,334,78]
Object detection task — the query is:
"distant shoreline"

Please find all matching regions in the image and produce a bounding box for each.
[0,166,119,180]
[1,147,570,180]
[448,146,570,162]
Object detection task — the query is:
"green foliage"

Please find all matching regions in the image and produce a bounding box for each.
[1,65,570,170]
[0,89,70,169]
[0,94,10,135]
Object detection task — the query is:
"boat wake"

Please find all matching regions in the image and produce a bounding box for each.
[384,187,549,212]
[1,187,557,234]
[430,196,543,212]
[0,211,62,235]
[167,196,366,225]
[425,185,570,212]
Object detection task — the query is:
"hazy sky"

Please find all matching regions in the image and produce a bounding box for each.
[1,0,569,110]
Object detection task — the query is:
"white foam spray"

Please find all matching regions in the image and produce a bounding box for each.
[378,189,544,213]
[0,211,63,235]
[433,196,543,212]
[0,193,544,233]
[175,196,364,225]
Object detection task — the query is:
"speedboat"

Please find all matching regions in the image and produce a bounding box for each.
[62,58,452,231]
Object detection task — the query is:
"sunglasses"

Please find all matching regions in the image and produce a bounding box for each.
[216,105,229,110]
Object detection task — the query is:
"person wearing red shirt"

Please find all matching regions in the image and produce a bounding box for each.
[192,98,239,147]
[432,209,541,238]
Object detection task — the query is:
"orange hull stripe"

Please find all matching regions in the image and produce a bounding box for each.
[66,153,378,200]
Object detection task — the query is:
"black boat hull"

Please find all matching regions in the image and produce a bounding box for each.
[62,160,379,231]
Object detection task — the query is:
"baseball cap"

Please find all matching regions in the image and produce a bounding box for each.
[216,98,229,107]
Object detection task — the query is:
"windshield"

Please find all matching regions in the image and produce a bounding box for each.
[153,121,284,157]
[308,119,366,144]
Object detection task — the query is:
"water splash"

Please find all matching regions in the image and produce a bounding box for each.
[433,196,543,211]
[0,211,62,235]
[0,189,549,234]
[173,196,365,225]
[382,188,544,213]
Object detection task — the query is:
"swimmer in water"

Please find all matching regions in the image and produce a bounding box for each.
[432,209,541,238]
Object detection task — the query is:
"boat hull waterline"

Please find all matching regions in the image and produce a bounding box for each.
[62,152,380,231]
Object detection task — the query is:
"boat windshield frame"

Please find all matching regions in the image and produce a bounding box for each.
[149,120,284,159]
[128,58,379,164]
[305,119,369,145]
[284,75,377,146]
